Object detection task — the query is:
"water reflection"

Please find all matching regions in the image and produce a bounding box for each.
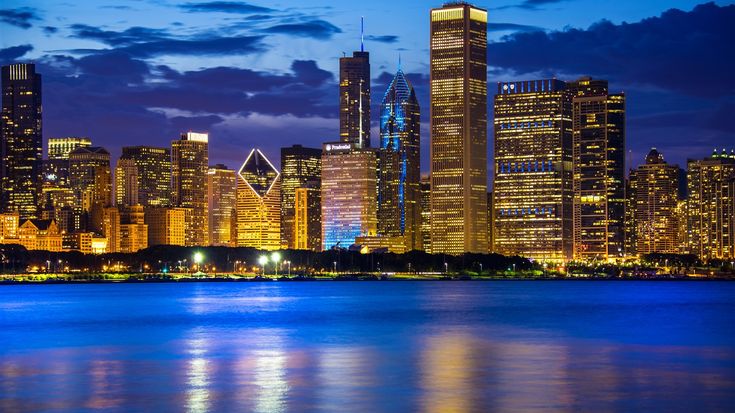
[253,348,288,412]
[186,330,211,413]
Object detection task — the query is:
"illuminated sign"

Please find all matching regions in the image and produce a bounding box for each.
[325,143,352,152]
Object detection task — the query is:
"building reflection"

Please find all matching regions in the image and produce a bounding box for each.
[185,329,211,413]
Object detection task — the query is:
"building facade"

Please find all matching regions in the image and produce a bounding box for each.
[280,145,321,249]
[172,132,209,246]
[686,150,735,260]
[207,164,236,246]
[340,48,371,148]
[378,66,422,251]
[629,149,680,255]
[321,142,377,250]
[569,77,626,261]
[120,146,171,206]
[144,207,186,246]
[45,137,92,187]
[1,63,43,219]
[429,3,488,254]
[68,146,112,232]
[420,176,431,253]
[493,79,574,262]
[115,158,139,207]
[235,149,281,250]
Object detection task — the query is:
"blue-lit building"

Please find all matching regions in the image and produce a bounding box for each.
[377,66,422,251]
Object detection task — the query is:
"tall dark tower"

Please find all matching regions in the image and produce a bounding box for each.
[339,18,371,148]
[1,63,43,219]
[378,63,422,251]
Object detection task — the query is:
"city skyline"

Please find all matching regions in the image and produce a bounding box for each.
[0,1,732,178]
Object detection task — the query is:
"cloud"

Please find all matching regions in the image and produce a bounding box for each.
[495,0,572,10]
[68,24,266,57]
[365,35,399,43]
[488,22,544,33]
[179,1,272,14]
[488,2,735,98]
[0,45,33,62]
[261,19,341,39]
[0,8,40,29]
[43,26,58,34]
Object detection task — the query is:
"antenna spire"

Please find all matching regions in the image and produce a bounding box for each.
[398,53,401,71]
[360,17,364,52]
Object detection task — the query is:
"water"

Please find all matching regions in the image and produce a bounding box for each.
[1,281,734,412]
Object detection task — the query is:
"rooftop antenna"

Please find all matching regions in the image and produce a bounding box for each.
[398,53,401,71]
[361,16,364,52]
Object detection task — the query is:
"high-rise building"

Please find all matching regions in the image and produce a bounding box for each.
[207,164,236,246]
[119,205,148,253]
[378,65,422,251]
[172,132,209,246]
[629,149,680,255]
[120,146,171,206]
[115,158,139,206]
[569,77,626,261]
[280,145,321,249]
[339,39,371,148]
[487,191,494,253]
[145,206,186,247]
[493,79,574,262]
[69,146,112,232]
[420,176,431,253]
[45,137,92,187]
[429,3,488,254]
[0,212,19,242]
[102,206,120,253]
[686,149,735,260]
[235,149,281,250]
[293,186,321,250]
[1,63,43,219]
[321,142,377,250]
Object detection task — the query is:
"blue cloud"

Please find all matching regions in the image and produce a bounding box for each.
[0,44,33,62]
[0,8,40,29]
[261,19,342,39]
[180,1,273,14]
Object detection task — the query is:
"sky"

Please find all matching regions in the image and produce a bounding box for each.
[1,0,734,179]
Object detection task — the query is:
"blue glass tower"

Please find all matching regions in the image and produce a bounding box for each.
[377,64,421,251]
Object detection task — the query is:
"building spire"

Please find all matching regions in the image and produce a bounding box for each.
[361,16,364,52]
[398,53,401,71]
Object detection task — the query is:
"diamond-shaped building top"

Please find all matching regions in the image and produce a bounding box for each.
[238,149,279,198]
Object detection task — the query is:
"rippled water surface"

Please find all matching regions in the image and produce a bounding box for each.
[1,281,734,412]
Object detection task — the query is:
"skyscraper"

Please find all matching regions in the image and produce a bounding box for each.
[115,158,139,206]
[321,142,377,250]
[420,176,431,253]
[235,149,281,250]
[172,132,209,246]
[628,149,680,255]
[429,3,488,254]
[1,63,43,219]
[686,149,735,260]
[339,27,371,148]
[569,77,626,261]
[493,79,574,262]
[207,164,236,246]
[120,146,171,206]
[45,137,92,187]
[293,186,321,251]
[378,65,422,251]
[69,146,112,232]
[280,145,321,249]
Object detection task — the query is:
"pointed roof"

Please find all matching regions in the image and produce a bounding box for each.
[381,67,415,106]
[237,149,279,198]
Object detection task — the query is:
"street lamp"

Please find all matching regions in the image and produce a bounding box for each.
[271,252,281,276]
[193,252,204,274]
[333,261,337,275]
[285,260,291,277]
[444,262,448,274]
[258,255,269,276]
[479,263,483,275]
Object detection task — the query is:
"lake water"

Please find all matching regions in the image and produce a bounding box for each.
[1,281,734,412]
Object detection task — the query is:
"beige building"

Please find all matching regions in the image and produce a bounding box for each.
[145,207,186,246]
[235,149,281,250]
[293,186,321,250]
[115,158,139,206]
[207,164,236,246]
[0,212,20,242]
[18,219,63,252]
[172,132,209,246]
[429,3,488,254]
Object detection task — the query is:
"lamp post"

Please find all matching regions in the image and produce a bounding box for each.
[479,263,483,275]
[285,260,291,277]
[258,255,269,276]
[333,261,337,275]
[193,252,204,274]
[444,262,448,274]
[271,252,281,276]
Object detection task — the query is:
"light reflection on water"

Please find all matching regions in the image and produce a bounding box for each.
[0,282,734,412]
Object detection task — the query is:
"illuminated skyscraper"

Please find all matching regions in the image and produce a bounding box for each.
[115,158,139,206]
[493,79,573,262]
[172,132,209,246]
[321,142,377,250]
[280,145,321,249]
[429,3,488,254]
[1,63,43,219]
[207,164,236,246]
[378,65,421,251]
[420,176,431,252]
[145,206,186,246]
[45,137,91,187]
[69,146,112,232]
[120,146,171,206]
[293,186,321,250]
[235,149,281,250]
[339,25,371,149]
[569,77,626,261]
[686,149,735,260]
[629,149,680,255]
